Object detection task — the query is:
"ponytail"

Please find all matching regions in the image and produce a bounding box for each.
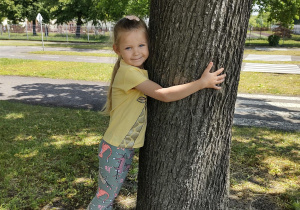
[102,56,121,115]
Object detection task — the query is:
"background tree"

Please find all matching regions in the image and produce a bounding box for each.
[254,0,300,27]
[46,0,98,37]
[125,0,150,19]
[95,0,149,22]
[137,0,252,209]
[0,0,49,35]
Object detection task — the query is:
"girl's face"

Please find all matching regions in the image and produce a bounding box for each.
[114,29,149,69]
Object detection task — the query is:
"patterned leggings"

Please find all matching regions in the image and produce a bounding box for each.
[88,140,135,210]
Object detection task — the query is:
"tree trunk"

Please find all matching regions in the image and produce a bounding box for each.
[137,1,252,210]
[76,16,83,38]
[32,21,37,36]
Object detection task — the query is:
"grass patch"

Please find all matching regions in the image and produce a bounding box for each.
[244,49,300,56]
[0,33,110,43]
[0,58,113,82]
[238,72,300,96]
[0,40,113,50]
[245,38,300,47]
[0,101,109,209]
[0,101,299,209]
[231,126,300,209]
[29,51,116,57]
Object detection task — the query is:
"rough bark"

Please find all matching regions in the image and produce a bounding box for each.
[137,1,252,209]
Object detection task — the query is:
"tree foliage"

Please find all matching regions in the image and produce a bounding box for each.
[0,0,49,23]
[96,0,149,22]
[254,0,300,27]
[1,0,149,25]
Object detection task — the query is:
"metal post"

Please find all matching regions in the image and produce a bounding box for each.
[26,22,28,40]
[45,24,48,41]
[65,24,68,42]
[87,25,90,42]
[8,24,10,39]
[41,23,44,51]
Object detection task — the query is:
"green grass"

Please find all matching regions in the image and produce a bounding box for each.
[231,126,300,210]
[0,101,299,209]
[238,72,300,96]
[29,50,116,57]
[0,101,109,209]
[0,40,113,50]
[0,58,113,82]
[0,32,111,43]
[245,39,300,47]
[244,49,300,56]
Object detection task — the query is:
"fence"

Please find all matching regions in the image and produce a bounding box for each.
[0,23,112,42]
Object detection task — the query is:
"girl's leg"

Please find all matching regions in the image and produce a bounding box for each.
[88,140,134,210]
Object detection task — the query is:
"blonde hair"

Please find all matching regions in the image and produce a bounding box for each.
[102,16,149,115]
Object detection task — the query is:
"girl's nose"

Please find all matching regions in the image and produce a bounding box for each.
[133,48,139,55]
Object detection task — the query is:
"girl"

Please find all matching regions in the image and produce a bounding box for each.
[88,15,226,210]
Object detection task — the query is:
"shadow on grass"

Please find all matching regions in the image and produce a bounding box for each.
[230,126,300,209]
[0,101,109,209]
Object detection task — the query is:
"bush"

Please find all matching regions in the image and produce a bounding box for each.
[268,34,280,46]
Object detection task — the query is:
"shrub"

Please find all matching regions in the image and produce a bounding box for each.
[268,34,280,46]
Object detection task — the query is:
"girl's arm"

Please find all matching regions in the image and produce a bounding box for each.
[135,62,226,102]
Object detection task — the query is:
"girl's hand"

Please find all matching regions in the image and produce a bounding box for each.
[199,62,226,90]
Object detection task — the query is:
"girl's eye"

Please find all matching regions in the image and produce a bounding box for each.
[139,44,145,47]
[125,47,131,50]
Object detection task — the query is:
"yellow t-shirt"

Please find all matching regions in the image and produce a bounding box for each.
[103,59,149,148]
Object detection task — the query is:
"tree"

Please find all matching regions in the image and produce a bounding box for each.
[137,1,252,209]
[45,0,99,37]
[95,0,149,22]
[254,0,300,27]
[0,0,50,35]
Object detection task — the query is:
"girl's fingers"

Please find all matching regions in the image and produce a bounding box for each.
[205,62,214,72]
[215,68,225,75]
[218,74,226,80]
[214,85,222,90]
[216,79,225,84]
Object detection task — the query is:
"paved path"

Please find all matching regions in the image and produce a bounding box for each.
[1,45,300,74]
[0,46,116,63]
[0,75,299,131]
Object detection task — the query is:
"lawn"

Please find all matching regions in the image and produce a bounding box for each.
[0,32,111,43]
[29,51,116,57]
[0,40,112,50]
[0,101,299,209]
[0,58,113,82]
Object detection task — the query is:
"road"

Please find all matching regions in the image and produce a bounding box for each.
[0,45,299,131]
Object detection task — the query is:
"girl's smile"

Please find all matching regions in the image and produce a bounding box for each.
[113,29,149,69]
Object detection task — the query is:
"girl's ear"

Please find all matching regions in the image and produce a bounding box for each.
[113,44,120,55]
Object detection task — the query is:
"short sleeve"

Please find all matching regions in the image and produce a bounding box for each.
[119,67,148,92]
